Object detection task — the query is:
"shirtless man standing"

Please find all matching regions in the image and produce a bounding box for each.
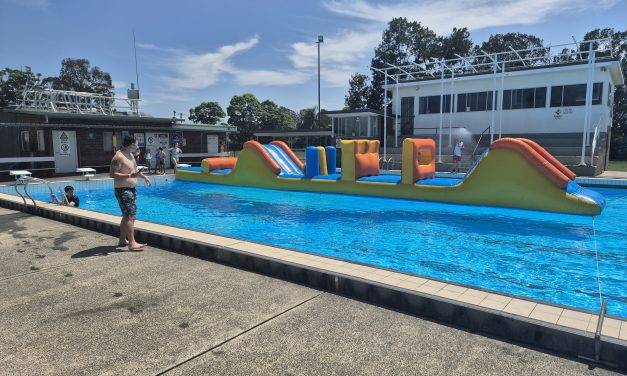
[110,136,151,250]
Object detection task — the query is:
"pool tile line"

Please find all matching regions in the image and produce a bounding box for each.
[0,192,625,369]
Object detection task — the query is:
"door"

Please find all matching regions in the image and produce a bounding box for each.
[207,135,219,154]
[52,130,78,173]
[401,96,415,135]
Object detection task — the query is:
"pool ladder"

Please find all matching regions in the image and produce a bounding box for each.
[578,298,608,367]
[13,176,58,211]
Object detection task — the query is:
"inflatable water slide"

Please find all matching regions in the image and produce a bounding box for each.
[176,138,605,216]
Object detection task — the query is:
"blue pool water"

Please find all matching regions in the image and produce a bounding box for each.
[28,180,627,317]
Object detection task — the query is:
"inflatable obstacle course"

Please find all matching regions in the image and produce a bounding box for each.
[177,137,605,216]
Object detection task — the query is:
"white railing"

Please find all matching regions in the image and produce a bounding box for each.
[16,88,141,116]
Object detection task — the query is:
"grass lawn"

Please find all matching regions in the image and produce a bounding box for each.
[607,160,627,172]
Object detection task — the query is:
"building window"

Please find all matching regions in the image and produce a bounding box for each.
[418,94,451,114]
[502,87,547,110]
[457,91,496,112]
[37,130,45,151]
[550,82,602,107]
[20,130,42,152]
[103,131,113,151]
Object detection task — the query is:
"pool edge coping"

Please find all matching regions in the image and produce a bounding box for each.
[0,191,625,370]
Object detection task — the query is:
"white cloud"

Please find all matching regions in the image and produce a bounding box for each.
[289,29,380,86]
[323,0,619,34]
[144,36,310,89]
[227,68,309,86]
[167,36,260,89]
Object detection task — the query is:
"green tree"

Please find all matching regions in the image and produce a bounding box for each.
[344,73,370,110]
[227,93,263,147]
[259,100,297,130]
[297,107,330,130]
[189,101,225,124]
[50,58,114,96]
[368,18,437,110]
[0,67,45,108]
[581,28,627,159]
[297,107,317,130]
[433,27,473,60]
[474,33,544,66]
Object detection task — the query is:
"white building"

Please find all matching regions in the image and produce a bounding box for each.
[387,57,623,143]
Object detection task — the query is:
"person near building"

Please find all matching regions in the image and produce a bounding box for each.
[145,149,153,174]
[156,147,166,175]
[169,142,182,172]
[109,136,151,251]
[451,139,464,173]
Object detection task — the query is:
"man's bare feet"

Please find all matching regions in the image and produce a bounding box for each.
[117,240,129,247]
[128,242,147,251]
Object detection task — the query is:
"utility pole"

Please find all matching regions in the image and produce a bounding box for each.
[316,35,324,128]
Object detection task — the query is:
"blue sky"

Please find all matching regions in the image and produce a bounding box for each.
[1,0,625,119]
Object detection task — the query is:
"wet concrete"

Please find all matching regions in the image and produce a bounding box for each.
[0,208,620,375]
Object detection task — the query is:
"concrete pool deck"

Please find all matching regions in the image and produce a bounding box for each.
[0,207,623,375]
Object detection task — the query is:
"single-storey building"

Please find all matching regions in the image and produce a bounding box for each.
[0,108,235,179]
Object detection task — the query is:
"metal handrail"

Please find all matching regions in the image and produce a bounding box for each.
[471,125,491,161]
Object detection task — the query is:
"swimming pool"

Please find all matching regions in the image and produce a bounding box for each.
[17,179,627,317]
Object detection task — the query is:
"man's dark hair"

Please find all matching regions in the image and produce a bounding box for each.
[122,136,136,148]
[64,185,74,193]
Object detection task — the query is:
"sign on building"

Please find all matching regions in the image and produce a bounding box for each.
[134,133,145,147]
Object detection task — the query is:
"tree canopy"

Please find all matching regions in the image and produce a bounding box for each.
[0,67,45,107]
[344,73,370,110]
[49,58,114,96]
[259,100,298,131]
[189,101,225,125]
[367,19,473,110]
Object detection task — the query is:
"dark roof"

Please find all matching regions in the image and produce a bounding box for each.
[0,108,174,125]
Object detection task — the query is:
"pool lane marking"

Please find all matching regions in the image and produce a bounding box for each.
[155,292,324,375]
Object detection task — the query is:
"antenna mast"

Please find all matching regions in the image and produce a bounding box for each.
[133,29,140,91]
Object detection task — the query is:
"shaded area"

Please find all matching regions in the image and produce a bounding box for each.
[71,246,123,258]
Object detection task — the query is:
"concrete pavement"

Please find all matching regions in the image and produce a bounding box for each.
[0,207,620,375]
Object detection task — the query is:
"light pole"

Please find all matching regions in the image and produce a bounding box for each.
[316,35,323,129]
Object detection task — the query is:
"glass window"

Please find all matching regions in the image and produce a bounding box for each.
[418,97,427,115]
[592,82,602,105]
[551,83,603,107]
[427,96,440,114]
[502,90,512,110]
[103,131,113,151]
[512,89,522,109]
[563,84,586,106]
[522,88,534,108]
[487,91,497,110]
[550,86,563,107]
[477,92,487,111]
[37,130,45,151]
[20,131,31,152]
[418,95,451,114]
[457,93,466,112]
[457,91,495,112]
[535,87,547,108]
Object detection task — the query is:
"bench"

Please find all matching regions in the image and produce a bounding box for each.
[76,167,96,180]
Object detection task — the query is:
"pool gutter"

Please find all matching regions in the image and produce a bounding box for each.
[0,192,625,371]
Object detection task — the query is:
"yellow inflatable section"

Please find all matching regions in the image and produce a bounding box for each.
[176,139,604,216]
